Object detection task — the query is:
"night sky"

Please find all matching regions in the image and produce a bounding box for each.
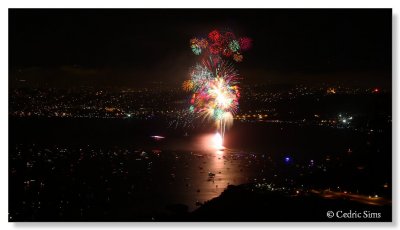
[9,9,392,88]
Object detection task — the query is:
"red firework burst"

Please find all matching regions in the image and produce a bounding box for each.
[208,30,221,42]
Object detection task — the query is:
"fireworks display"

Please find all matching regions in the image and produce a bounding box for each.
[183,29,252,140]
[189,29,252,63]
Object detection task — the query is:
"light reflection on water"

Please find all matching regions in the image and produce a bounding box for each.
[10,119,391,219]
[156,133,257,211]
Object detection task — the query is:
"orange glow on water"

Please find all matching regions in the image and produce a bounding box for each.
[212,132,224,150]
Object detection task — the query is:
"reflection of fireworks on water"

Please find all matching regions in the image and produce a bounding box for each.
[182,29,252,140]
[212,132,224,150]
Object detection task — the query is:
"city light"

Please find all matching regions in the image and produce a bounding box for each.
[284,156,291,164]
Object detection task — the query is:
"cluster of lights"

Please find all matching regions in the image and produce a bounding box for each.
[338,114,353,124]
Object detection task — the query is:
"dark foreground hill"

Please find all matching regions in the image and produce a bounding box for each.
[159,184,391,222]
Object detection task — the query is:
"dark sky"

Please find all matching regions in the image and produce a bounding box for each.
[9,9,392,88]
